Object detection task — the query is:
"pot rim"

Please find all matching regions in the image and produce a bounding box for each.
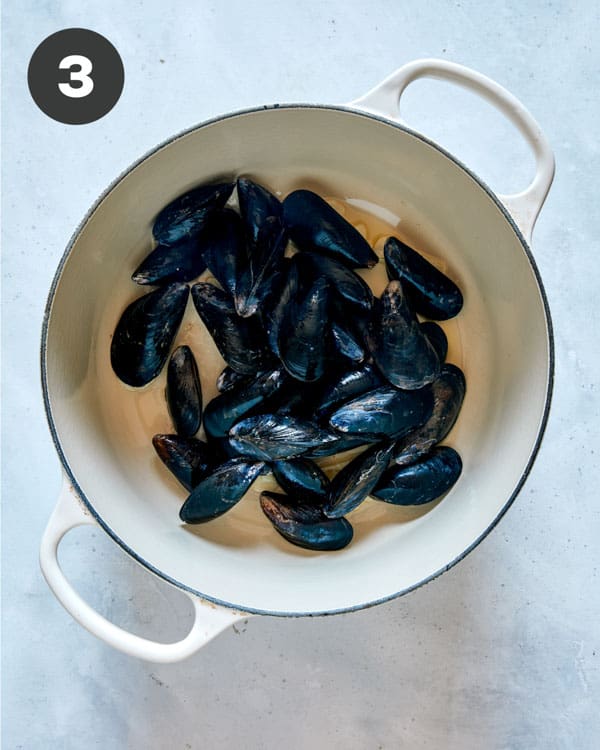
[40,103,555,617]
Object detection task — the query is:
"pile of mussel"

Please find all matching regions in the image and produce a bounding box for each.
[110,177,466,551]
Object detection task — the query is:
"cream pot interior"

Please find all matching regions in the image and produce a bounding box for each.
[43,106,551,615]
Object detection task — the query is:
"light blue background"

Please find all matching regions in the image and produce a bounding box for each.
[2,1,599,748]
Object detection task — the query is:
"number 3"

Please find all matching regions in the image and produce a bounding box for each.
[58,55,94,98]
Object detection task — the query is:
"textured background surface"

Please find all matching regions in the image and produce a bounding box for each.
[2,1,599,748]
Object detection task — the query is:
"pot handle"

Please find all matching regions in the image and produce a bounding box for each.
[40,479,248,663]
[350,58,555,241]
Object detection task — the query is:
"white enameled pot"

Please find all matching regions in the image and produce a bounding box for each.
[40,59,555,663]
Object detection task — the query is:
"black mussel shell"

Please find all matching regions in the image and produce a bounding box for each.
[303,434,372,459]
[266,257,302,358]
[203,368,286,439]
[111,283,189,387]
[283,189,378,268]
[331,320,366,364]
[153,182,234,246]
[191,282,274,374]
[315,363,385,421]
[152,434,214,491]
[325,440,395,518]
[367,280,440,390]
[271,458,330,506]
[216,366,254,394]
[229,414,338,460]
[132,236,206,286]
[166,345,202,438]
[260,491,353,551]
[259,377,322,417]
[373,446,462,505]
[279,276,330,382]
[295,251,373,311]
[329,385,433,441]
[385,237,463,320]
[420,321,448,362]
[393,364,466,466]
[235,226,287,318]
[237,177,285,249]
[200,209,247,300]
[179,459,265,523]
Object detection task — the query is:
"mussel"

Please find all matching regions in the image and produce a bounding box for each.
[367,280,440,389]
[200,209,247,300]
[111,283,189,387]
[229,414,338,460]
[152,434,214,491]
[384,237,463,320]
[260,491,353,551]
[283,189,378,268]
[393,364,465,466]
[203,368,286,439]
[420,321,448,363]
[303,434,371,459]
[331,320,366,364]
[265,257,301,358]
[191,282,274,374]
[278,276,330,382]
[236,178,287,317]
[153,182,234,246]
[132,236,206,285]
[373,446,462,505]
[235,227,287,318]
[271,458,330,505]
[237,177,285,250]
[166,345,202,437]
[325,440,395,518]
[314,363,385,420]
[216,366,254,394]
[329,385,433,441]
[295,251,373,311]
[179,459,265,523]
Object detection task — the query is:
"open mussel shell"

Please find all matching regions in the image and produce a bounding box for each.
[132,235,206,286]
[111,283,189,387]
[373,446,462,505]
[325,440,396,519]
[166,345,203,438]
[179,459,265,523]
[229,414,338,460]
[200,209,248,300]
[152,434,214,491]
[279,276,330,382]
[393,364,466,466]
[203,368,286,439]
[153,182,234,246]
[283,189,378,268]
[329,385,433,441]
[420,321,448,363]
[367,280,440,390]
[384,236,463,320]
[260,491,354,551]
[271,458,330,505]
[191,282,274,374]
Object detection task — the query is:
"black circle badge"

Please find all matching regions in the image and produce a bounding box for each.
[28,28,124,124]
